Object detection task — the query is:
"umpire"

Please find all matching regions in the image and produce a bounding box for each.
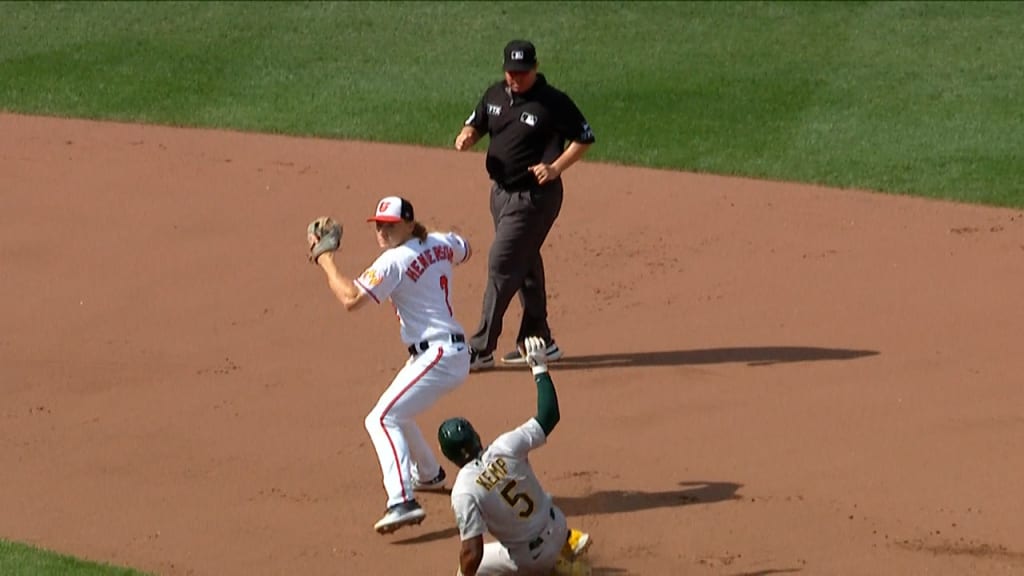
[454,39,595,371]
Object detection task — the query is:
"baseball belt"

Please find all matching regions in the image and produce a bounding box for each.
[407,333,465,357]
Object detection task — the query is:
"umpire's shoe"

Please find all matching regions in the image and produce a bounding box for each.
[373,500,426,534]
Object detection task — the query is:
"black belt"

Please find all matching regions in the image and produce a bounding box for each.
[407,333,465,356]
[527,508,557,551]
[494,173,537,192]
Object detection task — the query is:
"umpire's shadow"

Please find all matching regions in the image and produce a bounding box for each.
[391,480,741,546]
[517,346,879,371]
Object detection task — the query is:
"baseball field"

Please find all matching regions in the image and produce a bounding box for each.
[2,2,1022,575]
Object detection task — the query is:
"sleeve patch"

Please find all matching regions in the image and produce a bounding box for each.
[359,267,384,288]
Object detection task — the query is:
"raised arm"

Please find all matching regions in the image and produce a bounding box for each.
[523,337,560,436]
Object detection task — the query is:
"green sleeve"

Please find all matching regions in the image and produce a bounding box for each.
[534,371,560,437]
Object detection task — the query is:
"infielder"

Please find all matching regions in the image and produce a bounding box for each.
[307,196,472,534]
[437,338,592,575]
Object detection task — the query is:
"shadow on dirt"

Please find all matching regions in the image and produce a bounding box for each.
[392,481,741,546]
[515,346,879,370]
[590,567,630,575]
[556,480,742,517]
[724,565,802,569]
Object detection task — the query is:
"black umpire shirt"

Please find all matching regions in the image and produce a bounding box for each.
[465,74,596,190]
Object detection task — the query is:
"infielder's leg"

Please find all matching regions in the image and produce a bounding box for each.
[404,420,441,482]
[364,344,467,507]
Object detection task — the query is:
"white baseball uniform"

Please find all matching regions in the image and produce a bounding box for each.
[356,231,472,508]
[451,418,569,575]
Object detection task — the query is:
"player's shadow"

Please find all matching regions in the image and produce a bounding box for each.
[554,480,742,517]
[724,565,802,569]
[391,481,741,546]
[518,346,879,370]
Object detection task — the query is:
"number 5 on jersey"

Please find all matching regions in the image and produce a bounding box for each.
[501,480,535,518]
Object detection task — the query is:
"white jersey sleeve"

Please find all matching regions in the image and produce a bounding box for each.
[354,252,403,304]
[452,492,486,541]
[489,418,547,459]
[444,232,472,265]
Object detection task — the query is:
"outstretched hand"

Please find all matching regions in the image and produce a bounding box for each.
[523,337,548,374]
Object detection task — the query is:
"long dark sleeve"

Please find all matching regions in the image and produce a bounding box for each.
[534,371,560,437]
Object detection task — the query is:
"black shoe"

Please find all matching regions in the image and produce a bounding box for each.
[413,466,447,492]
[373,500,426,534]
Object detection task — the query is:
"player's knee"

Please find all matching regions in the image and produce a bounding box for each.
[363,410,381,433]
[366,406,404,431]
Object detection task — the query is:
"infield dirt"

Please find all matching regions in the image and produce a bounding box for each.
[2,113,1023,575]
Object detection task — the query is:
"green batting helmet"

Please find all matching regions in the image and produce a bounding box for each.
[438,417,483,466]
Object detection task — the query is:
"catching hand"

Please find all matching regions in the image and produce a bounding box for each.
[307,216,343,264]
[523,337,548,374]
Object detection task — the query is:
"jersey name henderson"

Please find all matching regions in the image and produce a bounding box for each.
[355,232,470,344]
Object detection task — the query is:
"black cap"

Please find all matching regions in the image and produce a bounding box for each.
[503,40,537,72]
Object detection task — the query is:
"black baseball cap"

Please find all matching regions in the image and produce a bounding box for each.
[503,40,537,72]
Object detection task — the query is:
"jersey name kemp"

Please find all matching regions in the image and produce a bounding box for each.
[475,457,509,491]
[406,244,457,282]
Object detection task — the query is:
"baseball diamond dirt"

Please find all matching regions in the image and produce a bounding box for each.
[2,113,1023,575]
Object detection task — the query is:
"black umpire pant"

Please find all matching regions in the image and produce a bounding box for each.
[469,178,563,355]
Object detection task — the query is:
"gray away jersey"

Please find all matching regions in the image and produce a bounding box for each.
[451,418,551,545]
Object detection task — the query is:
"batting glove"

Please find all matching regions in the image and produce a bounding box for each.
[523,337,549,375]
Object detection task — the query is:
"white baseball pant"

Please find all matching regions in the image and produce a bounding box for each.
[364,340,469,508]
[459,506,569,576]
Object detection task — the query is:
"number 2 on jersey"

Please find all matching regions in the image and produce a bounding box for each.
[439,274,453,316]
[500,480,535,518]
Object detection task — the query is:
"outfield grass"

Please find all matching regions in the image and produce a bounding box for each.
[2,1,1021,206]
[0,540,149,576]
[0,3,1019,570]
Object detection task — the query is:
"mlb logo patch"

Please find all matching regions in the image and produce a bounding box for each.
[520,112,537,126]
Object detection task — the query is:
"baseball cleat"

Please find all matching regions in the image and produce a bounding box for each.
[469,349,495,372]
[562,528,592,559]
[373,500,426,534]
[502,341,563,365]
[413,466,447,492]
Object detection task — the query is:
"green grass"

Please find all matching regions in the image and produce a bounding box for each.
[0,539,149,576]
[2,1,1022,206]
[0,2,1020,572]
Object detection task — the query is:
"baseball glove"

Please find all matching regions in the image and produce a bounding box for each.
[307,216,343,264]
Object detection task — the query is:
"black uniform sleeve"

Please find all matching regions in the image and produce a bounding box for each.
[552,92,595,144]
